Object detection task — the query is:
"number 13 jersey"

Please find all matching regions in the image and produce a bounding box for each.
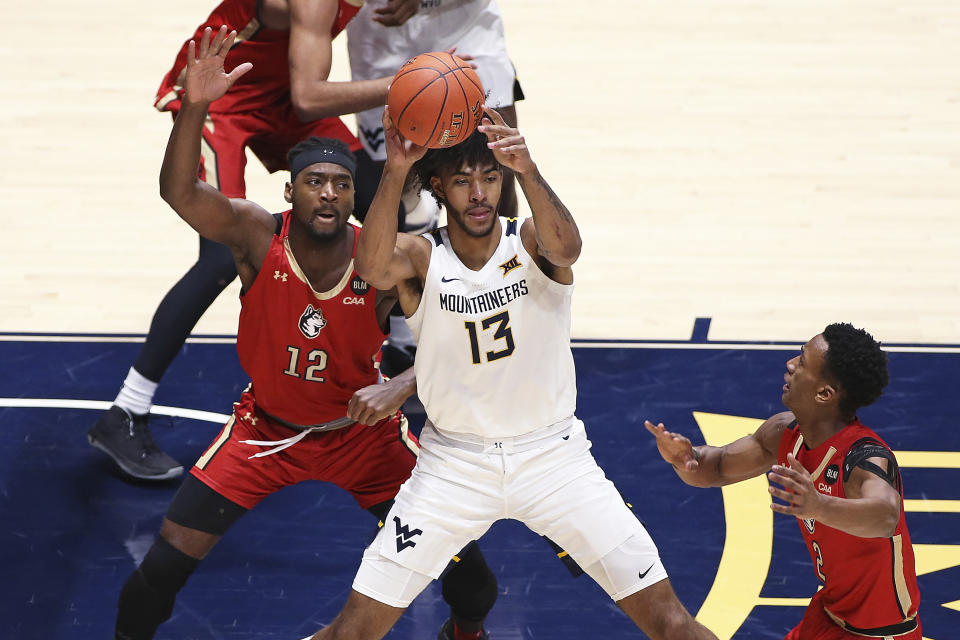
[407,218,577,438]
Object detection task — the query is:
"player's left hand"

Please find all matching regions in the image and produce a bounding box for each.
[347,379,406,426]
[372,0,420,26]
[478,106,535,175]
[768,453,825,520]
[184,26,252,106]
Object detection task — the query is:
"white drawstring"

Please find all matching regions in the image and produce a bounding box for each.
[240,416,355,458]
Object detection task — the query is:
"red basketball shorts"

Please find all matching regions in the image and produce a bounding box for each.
[785,592,921,640]
[170,104,361,199]
[191,389,419,510]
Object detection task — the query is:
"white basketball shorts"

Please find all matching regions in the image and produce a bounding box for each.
[352,417,668,607]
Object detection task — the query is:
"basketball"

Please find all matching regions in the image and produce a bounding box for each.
[387,52,485,149]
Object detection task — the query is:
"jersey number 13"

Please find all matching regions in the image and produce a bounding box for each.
[464,311,515,364]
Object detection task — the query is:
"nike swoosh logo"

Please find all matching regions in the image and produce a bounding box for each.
[638,563,656,579]
[441,276,461,283]
[561,435,570,440]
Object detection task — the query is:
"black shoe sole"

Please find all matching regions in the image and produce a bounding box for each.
[87,433,184,481]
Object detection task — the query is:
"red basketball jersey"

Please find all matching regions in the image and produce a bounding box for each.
[777,419,921,634]
[155,0,362,113]
[236,213,384,425]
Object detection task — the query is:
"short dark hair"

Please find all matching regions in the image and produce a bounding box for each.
[287,137,356,178]
[413,129,500,205]
[821,323,889,416]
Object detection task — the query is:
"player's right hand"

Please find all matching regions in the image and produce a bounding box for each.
[382,106,428,169]
[184,26,252,106]
[644,420,699,471]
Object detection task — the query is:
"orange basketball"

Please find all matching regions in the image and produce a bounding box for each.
[387,52,485,149]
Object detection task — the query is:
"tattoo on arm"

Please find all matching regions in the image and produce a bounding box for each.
[533,172,573,223]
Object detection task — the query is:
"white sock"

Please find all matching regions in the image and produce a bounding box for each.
[113,367,159,416]
[388,316,417,351]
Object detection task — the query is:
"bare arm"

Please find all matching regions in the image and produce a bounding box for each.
[355,108,428,290]
[159,27,274,268]
[347,366,417,426]
[645,411,790,487]
[769,455,901,537]
[287,0,391,121]
[479,106,582,269]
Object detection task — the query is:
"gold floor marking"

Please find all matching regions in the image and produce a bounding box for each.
[690,412,960,640]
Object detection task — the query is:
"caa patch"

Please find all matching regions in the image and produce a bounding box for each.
[351,276,370,295]
[824,464,840,485]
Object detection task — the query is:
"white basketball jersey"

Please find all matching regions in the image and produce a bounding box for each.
[407,218,577,437]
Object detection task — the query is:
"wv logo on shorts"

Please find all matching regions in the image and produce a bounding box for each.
[360,125,385,152]
[298,304,327,338]
[394,516,422,552]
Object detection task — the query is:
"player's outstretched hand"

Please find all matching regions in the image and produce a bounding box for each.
[184,26,252,106]
[644,420,699,471]
[373,0,420,26]
[382,106,428,169]
[347,378,407,426]
[478,106,535,175]
[768,453,824,520]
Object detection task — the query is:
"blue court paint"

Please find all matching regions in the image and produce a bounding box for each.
[1,339,957,639]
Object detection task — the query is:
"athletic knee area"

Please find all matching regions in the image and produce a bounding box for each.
[115,537,200,639]
[441,542,497,622]
[584,531,668,601]
[352,547,432,608]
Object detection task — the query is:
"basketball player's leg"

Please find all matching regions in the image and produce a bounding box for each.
[335,419,497,637]
[117,403,307,639]
[520,421,716,639]
[115,475,247,639]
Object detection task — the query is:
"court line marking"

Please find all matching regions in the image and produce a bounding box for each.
[3,334,960,354]
[0,398,230,423]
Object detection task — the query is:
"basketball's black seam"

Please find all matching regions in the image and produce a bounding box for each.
[423,81,450,147]
[445,65,473,144]
[397,76,449,146]
[423,52,457,73]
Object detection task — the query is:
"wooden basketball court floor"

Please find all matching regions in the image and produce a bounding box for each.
[2,1,959,638]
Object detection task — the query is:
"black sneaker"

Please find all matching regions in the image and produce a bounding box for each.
[436,619,489,640]
[87,406,183,480]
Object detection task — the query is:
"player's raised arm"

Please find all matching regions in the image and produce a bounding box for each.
[644,412,791,488]
[355,107,428,290]
[159,27,271,252]
[480,106,581,268]
[287,0,394,121]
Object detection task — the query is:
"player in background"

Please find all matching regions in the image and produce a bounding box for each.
[646,323,921,639]
[113,28,498,640]
[347,0,524,375]
[296,103,719,639]
[87,0,426,480]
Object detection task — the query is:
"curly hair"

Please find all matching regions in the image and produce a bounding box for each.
[412,129,500,206]
[821,323,889,416]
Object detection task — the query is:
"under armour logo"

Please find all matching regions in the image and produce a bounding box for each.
[360,125,386,152]
[273,271,288,282]
[394,516,422,552]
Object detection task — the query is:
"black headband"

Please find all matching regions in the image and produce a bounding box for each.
[290,146,356,182]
